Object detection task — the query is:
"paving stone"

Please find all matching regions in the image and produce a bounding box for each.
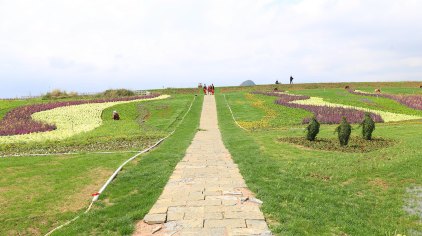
[246,219,270,230]
[225,211,265,220]
[167,210,184,221]
[187,199,221,206]
[204,190,221,196]
[222,199,239,206]
[204,219,246,228]
[229,228,272,236]
[144,214,166,224]
[204,212,223,220]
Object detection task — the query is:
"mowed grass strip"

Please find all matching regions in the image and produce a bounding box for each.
[54,95,202,235]
[216,92,421,235]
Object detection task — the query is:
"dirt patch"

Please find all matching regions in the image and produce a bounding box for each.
[279,136,395,153]
[133,221,164,236]
[309,172,332,182]
[368,178,389,191]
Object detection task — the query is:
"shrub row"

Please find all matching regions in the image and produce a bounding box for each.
[306,113,376,146]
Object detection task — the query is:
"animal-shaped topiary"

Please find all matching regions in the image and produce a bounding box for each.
[359,113,375,140]
[335,117,352,146]
[306,117,320,141]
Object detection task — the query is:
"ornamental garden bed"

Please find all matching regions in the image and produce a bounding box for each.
[278,136,395,153]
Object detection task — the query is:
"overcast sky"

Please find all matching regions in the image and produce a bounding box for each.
[1,0,422,98]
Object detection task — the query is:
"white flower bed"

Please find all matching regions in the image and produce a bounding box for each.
[291,97,421,122]
[0,95,170,144]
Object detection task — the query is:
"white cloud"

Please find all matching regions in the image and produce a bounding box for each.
[0,0,422,97]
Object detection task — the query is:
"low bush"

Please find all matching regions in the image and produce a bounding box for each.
[279,136,394,153]
[335,117,352,146]
[102,89,135,97]
[42,89,78,100]
[306,117,320,141]
[360,113,376,140]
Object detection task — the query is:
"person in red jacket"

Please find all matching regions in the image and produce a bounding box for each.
[203,84,207,95]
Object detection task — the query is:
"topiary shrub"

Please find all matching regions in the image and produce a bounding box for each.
[306,117,320,141]
[360,112,375,140]
[335,117,352,146]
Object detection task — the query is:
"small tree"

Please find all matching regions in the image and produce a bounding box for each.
[306,117,320,141]
[335,117,352,146]
[360,113,375,140]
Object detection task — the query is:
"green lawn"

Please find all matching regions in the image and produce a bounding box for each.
[0,153,132,235]
[0,94,202,235]
[216,91,421,235]
[1,82,421,235]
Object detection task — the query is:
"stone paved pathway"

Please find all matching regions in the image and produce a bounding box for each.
[134,95,271,236]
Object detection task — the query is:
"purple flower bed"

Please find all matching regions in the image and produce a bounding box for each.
[0,94,160,136]
[253,91,383,124]
[348,89,422,111]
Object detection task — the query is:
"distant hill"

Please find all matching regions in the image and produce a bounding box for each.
[240,80,256,86]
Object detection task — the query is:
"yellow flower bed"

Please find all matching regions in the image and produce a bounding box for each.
[237,94,277,130]
[0,95,170,144]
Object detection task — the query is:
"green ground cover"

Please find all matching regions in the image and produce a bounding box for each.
[216,91,421,235]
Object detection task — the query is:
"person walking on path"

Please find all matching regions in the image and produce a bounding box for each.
[211,84,215,95]
[290,76,294,84]
[208,85,212,95]
[203,84,207,95]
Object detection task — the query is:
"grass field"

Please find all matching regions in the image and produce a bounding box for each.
[0,93,201,235]
[217,85,422,235]
[0,82,421,235]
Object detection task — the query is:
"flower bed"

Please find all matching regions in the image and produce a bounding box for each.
[348,89,422,111]
[0,94,160,136]
[0,95,169,144]
[254,91,421,123]
[279,136,394,153]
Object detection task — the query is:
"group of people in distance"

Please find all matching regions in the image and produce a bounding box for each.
[202,84,215,95]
